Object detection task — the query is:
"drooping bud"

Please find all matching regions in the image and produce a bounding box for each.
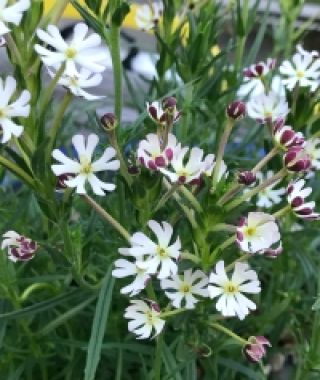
[283,146,311,172]
[227,101,246,120]
[101,113,117,131]
[238,170,256,186]
[244,336,271,363]
[274,124,305,151]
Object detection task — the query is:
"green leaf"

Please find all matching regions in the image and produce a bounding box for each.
[111,2,130,26]
[84,267,115,380]
[218,357,266,380]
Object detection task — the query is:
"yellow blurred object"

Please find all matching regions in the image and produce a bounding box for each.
[314,103,320,115]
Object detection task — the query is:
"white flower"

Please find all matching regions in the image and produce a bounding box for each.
[124,300,165,339]
[160,146,210,184]
[238,75,286,99]
[160,269,209,309]
[49,67,104,101]
[305,138,320,170]
[0,76,30,143]
[0,0,30,36]
[208,260,261,320]
[51,134,120,196]
[279,51,320,91]
[35,23,109,74]
[119,220,181,279]
[203,155,228,180]
[296,44,319,58]
[137,133,180,170]
[287,179,320,220]
[112,258,150,296]
[255,171,285,208]
[135,2,163,31]
[247,91,289,123]
[2,230,38,262]
[236,212,281,253]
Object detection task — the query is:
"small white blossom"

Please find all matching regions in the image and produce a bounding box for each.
[255,171,285,208]
[137,133,180,170]
[35,23,109,74]
[0,0,30,37]
[51,134,120,196]
[0,76,30,143]
[160,146,211,184]
[124,300,165,339]
[296,44,319,58]
[287,179,320,220]
[236,212,281,253]
[305,138,320,170]
[119,220,181,279]
[208,260,261,320]
[2,231,38,262]
[49,68,104,101]
[247,91,289,123]
[279,51,320,92]
[135,2,163,31]
[112,258,150,296]
[203,155,228,180]
[239,75,286,100]
[160,269,209,309]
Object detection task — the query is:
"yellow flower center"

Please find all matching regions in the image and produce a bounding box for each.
[296,70,305,78]
[264,110,273,118]
[224,282,239,294]
[0,108,6,118]
[243,226,257,237]
[180,283,191,294]
[146,310,155,325]
[65,47,77,59]
[157,246,168,258]
[80,157,92,175]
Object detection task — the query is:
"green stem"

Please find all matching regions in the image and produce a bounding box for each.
[40,0,70,27]
[226,168,287,211]
[154,334,163,380]
[210,223,237,233]
[82,194,131,242]
[179,186,203,213]
[212,119,234,191]
[109,25,123,121]
[225,253,250,272]
[19,283,56,303]
[155,182,181,212]
[234,0,249,73]
[209,322,248,345]
[0,155,35,188]
[181,251,201,264]
[209,235,236,264]
[161,308,187,318]
[5,33,23,66]
[251,146,279,174]
[273,204,291,219]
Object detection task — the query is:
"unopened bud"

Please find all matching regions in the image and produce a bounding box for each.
[101,113,117,130]
[162,96,177,111]
[284,146,311,173]
[227,101,246,120]
[244,336,271,363]
[238,171,256,186]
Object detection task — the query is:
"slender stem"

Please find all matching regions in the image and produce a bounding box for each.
[154,334,163,380]
[5,34,23,65]
[155,182,181,212]
[13,137,33,173]
[209,235,236,264]
[161,308,187,318]
[226,168,287,211]
[212,120,235,191]
[19,283,55,303]
[39,63,66,118]
[251,146,279,174]
[209,322,248,345]
[109,25,123,121]
[40,0,70,27]
[48,91,73,153]
[82,194,131,242]
[217,183,243,207]
[210,223,237,233]
[272,204,291,219]
[179,186,203,213]
[0,155,35,188]
[225,253,250,272]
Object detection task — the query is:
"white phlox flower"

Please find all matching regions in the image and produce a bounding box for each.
[279,51,320,92]
[287,179,320,220]
[255,171,285,208]
[203,154,228,181]
[296,44,319,58]
[236,212,281,253]
[49,67,104,100]
[0,0,30,37]
[124,300,165,339]
[51,134,120,196]
[35,23,109,74]
[247,91,289,123]
[160,146,211,184]
[119,220,181,279]
[2,230,38,262]
[135,2,163,31]
[0,76,30,143]
[208,260,261,320]
[305,138,320,170]
[160,269,209,309]
[112,258,151,296]
[137,133,180,170]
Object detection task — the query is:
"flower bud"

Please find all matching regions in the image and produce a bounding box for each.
[262,244,283,258]
[101,113,117,130]
[162,96,177,110]
[56,173,75,190]
[244,336,271,363]
[238,170,256,186]
[243,58,276,78]
[283,146,311,173]
[274,124,305,151]
[227,101,246,120]
[2,231,38,262]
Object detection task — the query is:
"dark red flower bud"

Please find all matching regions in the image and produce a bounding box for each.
[227,101,246,120]
[284,147,311,172]
[244,336,271,363]
[238,171,256,186]
[162,96,177,110]
[101,113,117,130]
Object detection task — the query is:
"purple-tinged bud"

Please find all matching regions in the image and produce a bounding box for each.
[263,244,283,258]
[128,165,140,175]
[238,171,256,186]
[151,302,161,313]
[244,336,271,363]
[162,96,177,110]
[243,58,276,78]
[2,231,38,263]
[274,124,305,151]
[273,118,285,132]
[227,101,246,120]
[284,146,311,172]
[56,173,75,190]
[101,113,117,130]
